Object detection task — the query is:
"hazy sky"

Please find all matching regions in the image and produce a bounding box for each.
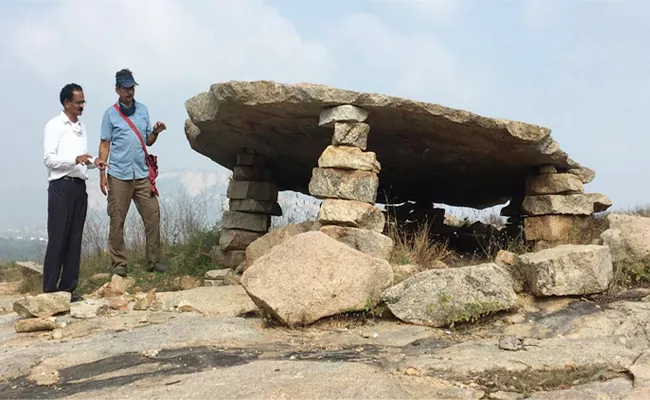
[1,0,649,229]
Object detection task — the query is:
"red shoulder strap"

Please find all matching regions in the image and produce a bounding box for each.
[113,103,149,156]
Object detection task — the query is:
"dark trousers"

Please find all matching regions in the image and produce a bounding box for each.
[43,177,88,293]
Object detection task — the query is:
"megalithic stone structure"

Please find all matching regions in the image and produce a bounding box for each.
[308,105,394,261]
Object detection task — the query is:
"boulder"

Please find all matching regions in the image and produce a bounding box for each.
[13,292,71,318]
[522,193,612,216]
[600,214,650,264]
[494,250,525,293]
[241,231,393,326]
[518,245,613,296]
[308,168,379,204]
[317,199,385,232]
[319,225,393,260]
[245,221,317,267]
[525,173,584,195]
[185,80,593,208]
[381,263,518,327]
[332,122,369,150]
[15,261,43,277]
[317,145,380,173]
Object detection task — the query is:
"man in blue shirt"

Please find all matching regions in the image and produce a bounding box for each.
[98,69,167,277]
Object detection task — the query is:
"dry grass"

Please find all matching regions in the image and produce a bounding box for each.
[386,219,455,268]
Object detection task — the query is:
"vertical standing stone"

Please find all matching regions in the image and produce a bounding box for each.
[218,149,281,268]
[309,105,393,258]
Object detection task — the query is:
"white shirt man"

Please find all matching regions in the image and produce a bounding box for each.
[42,83,105,300]
[44,112,96,181]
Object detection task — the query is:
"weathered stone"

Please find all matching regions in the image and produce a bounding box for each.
[15,261,43,277]
[70,299,110,319]
[381,263,518,327]
[241,231,393,326]
[538,165,557,174]
[525,173,584,195]
[185,81,592,208]
[232,166,267,181]
[223,250,246,268]
[203,280,224,287]
[318,145,380,173]
[227,181,278,202]
[229,199,282,216]
[222,211,271,233]
[205,269,230,280]
[494,250,525,293]
[567,166,596,184]
[319,225,393,260]
[155,286,258,316]
[219,229,264,250]
[245,221,317,268]
[237,149,265,167]
[173,276,202,291]
[13,292,71,318]
[522,193,612,216]
[308,168,378,204]
[15,317,58,333]
[518,245,613,296]
[601,214,650,264]
[317,199,385,232]
[523,215,587,241]
[332,122,369,150]
[319,104,369,127]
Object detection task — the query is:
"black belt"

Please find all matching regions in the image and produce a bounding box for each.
[59,176,85,184]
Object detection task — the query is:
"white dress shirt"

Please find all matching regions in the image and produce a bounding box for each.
[44,112,96,181]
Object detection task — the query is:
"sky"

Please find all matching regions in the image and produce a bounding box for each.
[0,0,649,230]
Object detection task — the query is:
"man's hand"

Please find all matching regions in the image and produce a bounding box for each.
[75,154,92,165]
[100,173,109,196]
[152,121,166,135]
[94,158,108,170]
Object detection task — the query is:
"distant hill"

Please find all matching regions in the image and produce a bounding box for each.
[0,237,45,262]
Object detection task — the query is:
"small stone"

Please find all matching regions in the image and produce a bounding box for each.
[15,317,58,333]
[317,199,385,232]
[203,280,225,287]
[308,167,379,204]
[405,368,420,376]
[205,269,230,280]
[140,349,159,358]
[318,145,380,173]
[91,273,111,283]
[319,104,369,127]
[498,335,523,351]
[219,229,264,250]
[332,122,369,150]
[174,276,202,291]
[222,211,271,233]
[51,329,64,340]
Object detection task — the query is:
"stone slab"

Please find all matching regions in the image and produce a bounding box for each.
[222,211,271,233]
[522,193,612,216]
[318,145,380,173]
[185,81,594,208]
[319,104,369,127]
[523,215,587,242]
[219,229,265,250]
[317,199,385,232]
[332,122,369,149]
[525,173,584,195]
[229,199,282,216]
[227,181,278,202]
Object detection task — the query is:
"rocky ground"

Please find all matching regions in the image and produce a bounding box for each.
[2,284,650,400]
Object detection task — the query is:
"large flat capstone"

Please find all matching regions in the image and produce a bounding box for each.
[185,81,594,208]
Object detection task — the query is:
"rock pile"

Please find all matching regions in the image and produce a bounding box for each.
[308,105,393,260]
[12,292,71,333]
[218,149,282,268]
[511,165,612,243]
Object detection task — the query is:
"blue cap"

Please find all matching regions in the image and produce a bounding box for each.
[116,73,138,88]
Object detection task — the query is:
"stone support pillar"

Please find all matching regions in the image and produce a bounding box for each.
[521,165,611,245]
[308,105,393,260]
[218,149,281,268]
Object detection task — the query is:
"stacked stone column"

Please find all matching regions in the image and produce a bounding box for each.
[218,149,281,268]
[307,105,393,261]
[521,165,611,245]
